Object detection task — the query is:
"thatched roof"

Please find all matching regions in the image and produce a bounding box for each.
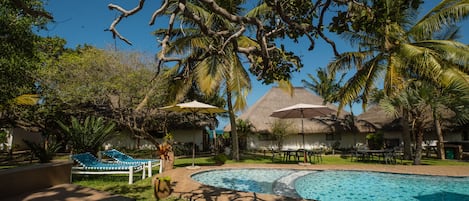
[224,87,347,133]
[356,105,460,133]
[356,105,400,133]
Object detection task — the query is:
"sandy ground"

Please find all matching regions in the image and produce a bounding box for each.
[160,163,469,201]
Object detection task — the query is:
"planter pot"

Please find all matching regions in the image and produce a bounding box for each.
[153,177,172,200]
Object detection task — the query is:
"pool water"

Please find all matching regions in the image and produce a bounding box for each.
[191,169,296,194]
[191,169,469,201]
[295,171,469,201]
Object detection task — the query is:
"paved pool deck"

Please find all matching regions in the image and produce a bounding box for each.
[161,163,469,201]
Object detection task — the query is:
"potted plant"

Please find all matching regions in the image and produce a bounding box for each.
[157,142,174,171]
[153,175,172,200]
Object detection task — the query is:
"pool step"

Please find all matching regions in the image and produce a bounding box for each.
[272,170,313,198]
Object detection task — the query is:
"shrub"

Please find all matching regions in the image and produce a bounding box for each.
[366,132,384,150]
[24,140,61,163]
[212,153,228,165]
[57,116,118,155]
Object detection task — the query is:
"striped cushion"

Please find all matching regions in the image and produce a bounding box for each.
[72,153,137,170]
[102,149,159,165]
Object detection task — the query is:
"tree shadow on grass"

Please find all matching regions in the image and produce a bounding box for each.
[102,184,151,200]
[72,173,152,200]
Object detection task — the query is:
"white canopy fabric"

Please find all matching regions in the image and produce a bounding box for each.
[270,103,335,119]
[160,100,226,114]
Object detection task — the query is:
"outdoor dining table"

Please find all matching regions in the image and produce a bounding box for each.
[356,149,396,164]
[280,149,302,162]
[279,149,323,163]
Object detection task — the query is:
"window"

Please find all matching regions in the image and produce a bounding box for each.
[326,133,341,141]
[258,133,276,141]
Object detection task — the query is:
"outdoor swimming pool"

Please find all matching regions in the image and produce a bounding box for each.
[191,168,469,201]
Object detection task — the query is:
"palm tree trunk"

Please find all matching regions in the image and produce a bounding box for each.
[227,91,239,161]
[434,112,445,159]
[413,128,424,165]
[400,108,413,160]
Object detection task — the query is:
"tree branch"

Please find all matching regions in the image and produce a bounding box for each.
[107,0,146,45]
[12,0,53,19]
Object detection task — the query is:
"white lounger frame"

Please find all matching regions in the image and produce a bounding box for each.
[98,151,163,178]
[71,165,145,184]
[145,160,163,177]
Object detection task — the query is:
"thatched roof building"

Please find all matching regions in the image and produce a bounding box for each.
[356,105,400,133]
[225,87,347,134]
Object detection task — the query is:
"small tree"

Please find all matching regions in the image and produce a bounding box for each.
[235,119,255,151]
[57,116,118,155]
[366,132,384,150]
[270,119,293,151]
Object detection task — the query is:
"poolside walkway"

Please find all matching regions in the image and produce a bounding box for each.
[161,163,469,201]
[3,183,134,201]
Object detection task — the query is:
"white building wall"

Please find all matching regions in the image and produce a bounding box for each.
[247,133,370,151]
[172,129,203,151]
[9,128,42,150]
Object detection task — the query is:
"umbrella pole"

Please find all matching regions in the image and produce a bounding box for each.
[301,110,307,163]
[192,132,195,167]
[192,113,196,167]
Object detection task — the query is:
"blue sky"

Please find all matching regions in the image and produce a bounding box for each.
[39,1,468,129]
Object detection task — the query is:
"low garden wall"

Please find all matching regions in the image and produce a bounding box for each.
[0,161,72,198]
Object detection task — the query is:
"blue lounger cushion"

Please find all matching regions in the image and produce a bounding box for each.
[102,149,159,164]
[72,153,140,170]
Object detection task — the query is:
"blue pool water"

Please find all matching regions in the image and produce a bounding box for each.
[191,169,469,201]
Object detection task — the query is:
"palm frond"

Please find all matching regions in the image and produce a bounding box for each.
[410,0,469,39]
[226,52,251,112]
[13,94,40,105]
[336,56,382,112]
[440,68,469,92]
[414,40,469,68]
[328,51,370,73]
[195,55,226,95]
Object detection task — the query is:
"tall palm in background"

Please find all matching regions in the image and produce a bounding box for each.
[329,0,469,159]
[329,0,469,110]
[302,67,345,105]
[302,67,361,146]
[379,80,465,164]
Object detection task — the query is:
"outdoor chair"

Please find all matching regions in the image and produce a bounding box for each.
[308,149,323,164]
[71,152,145,184]
[101,149,162,177]
[270,148,282,162]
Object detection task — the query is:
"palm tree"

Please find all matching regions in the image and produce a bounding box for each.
[302,67,363,148]
[301,67,345,105]
[329,0,469,111]
[329,0,469,160]
[154,1,297,161]
[380,80,468,164]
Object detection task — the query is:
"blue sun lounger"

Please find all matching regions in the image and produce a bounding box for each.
[71,152,145,184]
[101,149,162,177]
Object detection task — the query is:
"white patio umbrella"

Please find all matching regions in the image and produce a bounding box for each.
[160,100,226,169]
[270,103,335,163]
